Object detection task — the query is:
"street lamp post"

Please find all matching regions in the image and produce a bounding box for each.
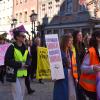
[30,10,38,39]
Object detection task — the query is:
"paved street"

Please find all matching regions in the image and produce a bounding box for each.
[0,80,54,100]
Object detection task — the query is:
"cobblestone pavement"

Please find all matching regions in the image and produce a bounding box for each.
[0,80,54,100]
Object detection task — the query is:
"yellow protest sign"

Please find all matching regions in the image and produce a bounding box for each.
[36,47,51,79]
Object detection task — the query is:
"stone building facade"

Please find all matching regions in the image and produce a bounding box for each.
[38,0,100,36]
[0,0,13,32]
[13,0,38,35]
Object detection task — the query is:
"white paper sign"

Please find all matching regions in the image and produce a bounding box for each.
[45,34,65,80]
[0,43,11,66]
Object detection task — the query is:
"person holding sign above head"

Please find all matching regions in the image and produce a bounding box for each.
[53,34,78,100]
[5,25,34,100]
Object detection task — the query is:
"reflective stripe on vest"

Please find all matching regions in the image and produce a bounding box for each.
[81,78,96,85]
[72,53,78,79]
[79,47,99,92]
[14,48,28,77]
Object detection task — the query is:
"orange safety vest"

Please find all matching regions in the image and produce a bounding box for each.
[72,53,78,79]
[79,47,99,92]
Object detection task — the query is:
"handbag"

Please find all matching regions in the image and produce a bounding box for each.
[6,66,16,82]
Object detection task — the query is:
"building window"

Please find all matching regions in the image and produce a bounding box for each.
[48,7,52,9]
[42,4,45,11]
[16,13,18,21]
[48,2,52,9]
[48,2,52,17]
[53,29,59,34]
[20,0,22,4]
[16,0,18,5]
[56,0,60,8]
[42,4,45,6]
[42,8,45,11]
[55,0,60,2]
[19,13,22,23]
[66,0,73,14]
[56,4,60,8]
[24,11,27,22]
[47,30,52,34]
[16,13,18,17]
[79,5,87,12]
[48,2,52,5]
[24,0,27,2]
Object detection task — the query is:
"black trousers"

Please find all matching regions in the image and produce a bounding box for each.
[25,68,32,92]
[77,84,97,100]
[0,67,6,83]
[30,62,37,79]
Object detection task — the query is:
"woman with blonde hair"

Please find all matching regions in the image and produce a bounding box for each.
[53,34,78,100]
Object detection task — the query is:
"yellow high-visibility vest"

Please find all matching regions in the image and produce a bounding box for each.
[14,47,28,77]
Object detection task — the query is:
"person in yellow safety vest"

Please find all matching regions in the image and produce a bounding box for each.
[5,25,34,100]
[79,31,100,100]
[14,47,28,77]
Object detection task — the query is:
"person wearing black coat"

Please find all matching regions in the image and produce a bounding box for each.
[31,37,44,84]
[5,25,35,100]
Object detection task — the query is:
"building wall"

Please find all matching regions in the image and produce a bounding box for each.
[13,0,38,34]
[0,0,100,36]
[86,0,100,18]
[38,0,64,24]
[0,0,13,32]
[38,0,100,35]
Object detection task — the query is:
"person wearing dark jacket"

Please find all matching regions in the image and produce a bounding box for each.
[31,36,44,84]
[5,25,34,100]
[73,31,86,77]
[73,31,86,100]
[31,42,37,78]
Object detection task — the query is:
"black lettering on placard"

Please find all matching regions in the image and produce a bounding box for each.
[39,69,51,76]
[40,54,48,59]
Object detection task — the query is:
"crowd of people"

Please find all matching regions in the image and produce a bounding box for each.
[0,24,100,100]
[53,31,100,100]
